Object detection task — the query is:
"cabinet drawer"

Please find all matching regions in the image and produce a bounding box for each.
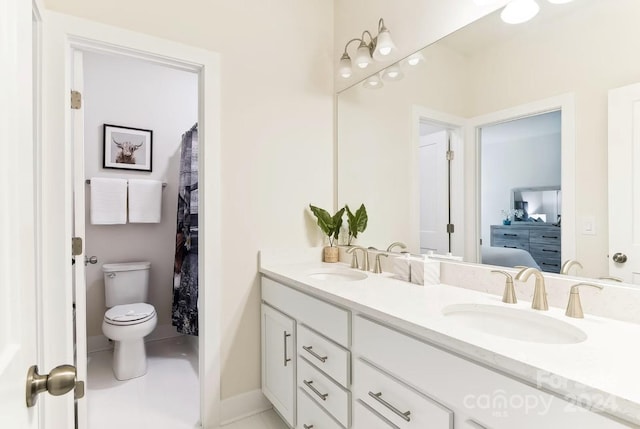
[491,239,529,251]
[298,324,351,388]
[529,228,561,244]
[297,388,343,429]
[298,357,351,427]
[491,228,529,240]
[354,359,452,429]
[354,400,398,429]
[262,277,350,347]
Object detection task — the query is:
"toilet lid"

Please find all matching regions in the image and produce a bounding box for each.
[104,303,156,325]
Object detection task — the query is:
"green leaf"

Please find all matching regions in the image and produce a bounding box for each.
[345,204,368,240]
[309,205,345,246]
[309,204,333,236]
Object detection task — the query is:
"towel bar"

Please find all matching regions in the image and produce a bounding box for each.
[85,179,167,188]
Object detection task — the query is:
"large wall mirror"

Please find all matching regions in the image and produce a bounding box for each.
[337,0,640,282]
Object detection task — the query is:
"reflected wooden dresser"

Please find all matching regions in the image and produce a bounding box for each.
[490,224,562,273]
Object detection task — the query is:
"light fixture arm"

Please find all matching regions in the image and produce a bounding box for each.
[378,18,387,32]
[342,38,364,56]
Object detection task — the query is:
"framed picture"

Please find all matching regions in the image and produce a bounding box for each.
[103,124,153,171]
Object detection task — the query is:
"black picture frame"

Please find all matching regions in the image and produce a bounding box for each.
[103,124,153,172]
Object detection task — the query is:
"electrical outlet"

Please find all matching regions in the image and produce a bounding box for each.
[582,216,596,235]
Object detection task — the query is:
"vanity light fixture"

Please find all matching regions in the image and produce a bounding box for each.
[405,52,425,67]
[338,18,396,79]
[501,0,540,24]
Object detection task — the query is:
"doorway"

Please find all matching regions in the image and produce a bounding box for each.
[72,50,201,428]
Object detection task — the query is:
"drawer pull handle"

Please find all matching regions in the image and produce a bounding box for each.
[304,380,328,401]
[368,391,411,422]
[283,332,291,367]
[542,249,559,253]
[503,233,518,237]
[503,246,517,249]
[542,262,559,267]
[303,346,327,363]
[303,425,314,429]
[542,235,558,239]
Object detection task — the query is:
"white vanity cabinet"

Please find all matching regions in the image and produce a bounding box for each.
[262,277,352,428]
[261,303,296,427]
[353,315,628,429]
[261,274,630,429]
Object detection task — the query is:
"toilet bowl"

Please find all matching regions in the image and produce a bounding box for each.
[102,302,157,380]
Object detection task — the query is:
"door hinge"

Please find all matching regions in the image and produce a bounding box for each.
[71,237,83,256]
[446,224,455,234]
[70,90,82,109]
[446,150,455,161]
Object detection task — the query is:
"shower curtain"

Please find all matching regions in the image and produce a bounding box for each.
[173,123,199,336]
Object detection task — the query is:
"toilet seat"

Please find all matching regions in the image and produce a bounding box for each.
[104,303,156,326]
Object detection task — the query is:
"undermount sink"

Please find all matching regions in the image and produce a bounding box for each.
[442,304,587,345]
[307,268,367,282]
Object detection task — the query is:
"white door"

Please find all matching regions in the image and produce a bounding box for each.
[0,0,39,426]
[608,83,640,284]
[419,130,450,254]
[261,304,296,427]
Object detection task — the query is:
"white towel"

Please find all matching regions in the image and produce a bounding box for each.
[128,179,163,223]
[90,177,128,225]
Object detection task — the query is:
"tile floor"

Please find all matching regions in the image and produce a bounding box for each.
[87,336,287,429]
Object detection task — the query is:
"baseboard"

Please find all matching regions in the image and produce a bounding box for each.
[87,323,183,353]
[220,389,272,426]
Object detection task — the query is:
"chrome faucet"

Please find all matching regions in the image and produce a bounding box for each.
[373,253,389,274]
[515,267,548,311]
[347,246,369,271]
[491,270,517,304]
[386,241,407,252]
[560,259,583,275]
[565,283,603,318]
[346,246,359,269]
[598,276,623,283]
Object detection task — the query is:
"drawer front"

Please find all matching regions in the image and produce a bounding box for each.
[491,227,529,241]
[354,400,398,429]
[298,324,351,388]
[298,357,351,427]
[262,277,350,347]
[297,388,343,429]
[491,239,529,251]
[529,228,561,245]
[354,359,452,429]
[533,257,561,273]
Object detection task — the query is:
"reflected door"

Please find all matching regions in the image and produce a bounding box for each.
[419,130,449,254]
[609,83,640,285]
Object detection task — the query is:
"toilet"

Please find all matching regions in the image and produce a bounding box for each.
[102,261,157,380]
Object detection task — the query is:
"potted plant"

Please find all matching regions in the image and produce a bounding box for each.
[501,209,523,225]
[309,204,345,262]
[345,204,368,246]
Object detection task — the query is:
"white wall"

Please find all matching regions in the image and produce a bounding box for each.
[44,0,335,399]
[82,52,198,339]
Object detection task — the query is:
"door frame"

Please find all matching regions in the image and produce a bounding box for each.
[465,94,576,265]
[411,106,466,256]
[42,11,222,428]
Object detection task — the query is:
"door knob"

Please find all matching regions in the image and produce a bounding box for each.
[26,364,85,407]
[84,255,98,265]
[613,253,628,263]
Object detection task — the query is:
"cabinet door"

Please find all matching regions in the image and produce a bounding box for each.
[262,304,296,427]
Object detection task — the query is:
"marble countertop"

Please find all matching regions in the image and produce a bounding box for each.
[260,257,640,427]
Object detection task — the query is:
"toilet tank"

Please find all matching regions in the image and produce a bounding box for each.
[102,261,151,307]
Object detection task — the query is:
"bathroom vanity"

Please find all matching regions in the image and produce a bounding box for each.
[260,250,640,429]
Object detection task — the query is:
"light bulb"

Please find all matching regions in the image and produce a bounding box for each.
[373,28,396,61]
[501,0,540,24]
[355,42,372,69]
[382,65,404,82]
[363,74,384,90]
[338,54,352,79]
[406,52,425,66]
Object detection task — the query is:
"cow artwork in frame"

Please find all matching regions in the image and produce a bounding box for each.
[103,124,153,171]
